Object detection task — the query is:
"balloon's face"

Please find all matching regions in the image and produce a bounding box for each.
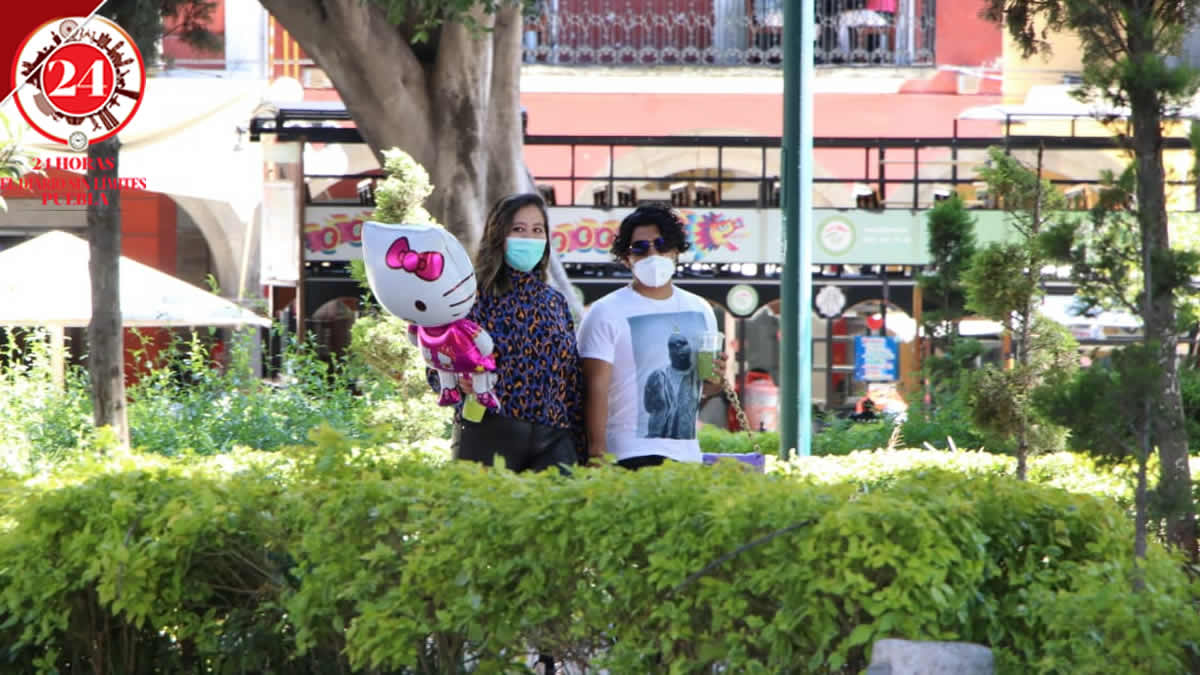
[361,221,477,326]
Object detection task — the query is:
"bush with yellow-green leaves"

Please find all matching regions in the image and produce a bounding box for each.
[2,439,1197,674]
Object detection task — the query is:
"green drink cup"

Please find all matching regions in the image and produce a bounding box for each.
[697,331,723,380]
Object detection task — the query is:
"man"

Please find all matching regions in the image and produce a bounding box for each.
[577,204,725,469]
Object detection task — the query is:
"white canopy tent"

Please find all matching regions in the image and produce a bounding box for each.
[957,84,1200,123]
[0,230,271,384]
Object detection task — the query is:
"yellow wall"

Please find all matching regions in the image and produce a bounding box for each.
[1001,20,1085,103]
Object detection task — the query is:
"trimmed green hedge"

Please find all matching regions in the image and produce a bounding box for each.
[2,444,1197,674]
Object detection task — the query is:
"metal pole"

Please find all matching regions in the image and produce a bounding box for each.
[780,0,814,459]
[295,137,307,345]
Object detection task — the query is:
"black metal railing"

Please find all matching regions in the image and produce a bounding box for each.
[521,0,936,67]
[247,105,1200,211]
[523,133,1200,210]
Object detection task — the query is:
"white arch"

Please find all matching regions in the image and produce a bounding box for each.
[170,195,256,300]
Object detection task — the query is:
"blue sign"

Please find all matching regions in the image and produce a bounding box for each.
[854,336,899,382]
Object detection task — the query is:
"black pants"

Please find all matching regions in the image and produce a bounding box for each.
[617,454,669,471]
[454,412,578,475]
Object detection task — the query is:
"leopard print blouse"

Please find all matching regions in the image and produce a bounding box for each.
[428,269,584,433]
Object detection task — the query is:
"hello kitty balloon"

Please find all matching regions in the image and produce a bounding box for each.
[362,221,500,416]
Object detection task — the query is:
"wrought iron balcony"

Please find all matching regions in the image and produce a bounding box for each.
[521,0,936,67]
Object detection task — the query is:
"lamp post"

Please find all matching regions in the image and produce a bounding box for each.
[779,0,814,459]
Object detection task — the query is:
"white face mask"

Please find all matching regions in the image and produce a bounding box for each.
[632,255,676,288]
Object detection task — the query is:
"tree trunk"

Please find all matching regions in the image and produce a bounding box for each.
[1129,80,1198,559]
[257,0,582,316]
[87,135,128,445]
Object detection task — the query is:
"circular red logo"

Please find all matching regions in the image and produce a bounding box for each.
[10,16,145,150]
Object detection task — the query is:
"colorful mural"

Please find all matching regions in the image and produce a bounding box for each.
[304,208,371,257]
[302,206,1200,264]
[551,208,749,261]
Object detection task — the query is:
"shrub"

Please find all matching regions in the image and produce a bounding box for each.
[0,325,452,473]
[900,376,991,452]
[698,424,778,456]
[1025,555,1200,674]
[1179,366,1200,454]
[2,444,1196,674]
[347,313,453,444]
[0,331,92,472]
[125,329,373,456]
[811,415,896,456]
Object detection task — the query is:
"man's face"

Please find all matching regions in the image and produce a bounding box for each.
[668,333,692,370]
[623,224,679,268]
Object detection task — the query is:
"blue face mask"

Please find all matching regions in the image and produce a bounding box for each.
[504,237,546,272]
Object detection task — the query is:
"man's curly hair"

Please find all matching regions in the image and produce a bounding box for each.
[610,203,692,261]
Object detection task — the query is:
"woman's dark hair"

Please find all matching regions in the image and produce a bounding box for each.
[610,203,692,261]
[475,192,550,296]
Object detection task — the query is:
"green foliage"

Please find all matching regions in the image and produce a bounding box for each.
[967,366,1027,447]
[347,313,453,443]
[0,325,450,473]
[919,195,977,343]
[811,416,897,456]
[698,424,779,456]
[962,148,1075,471]
[969,317,1077,455]
[1038,342,1161,465]
[124,329,374,457]
[963,243,1039,329]
[964,148,1062,331]
[982,0,1200,554]
[982,0,1200,105]
[0,112,41,213]
[3,444,1197,674]
[900,377,991,452]
[700,419,897,458]
[369,0,531,44]
[1178,366,1200,453]
[372,148,437,225]
[1028,554,1200,674]
[0,332,93,473]
[1041,167,1146,318]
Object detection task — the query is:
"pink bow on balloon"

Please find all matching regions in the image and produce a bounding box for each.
[385,237,444,281]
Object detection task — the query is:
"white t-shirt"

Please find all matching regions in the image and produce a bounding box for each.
[577,285,718,463]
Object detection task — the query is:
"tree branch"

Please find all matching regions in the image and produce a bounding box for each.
[259,0,436,168]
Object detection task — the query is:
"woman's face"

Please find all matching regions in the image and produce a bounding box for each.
[508,204,546,240]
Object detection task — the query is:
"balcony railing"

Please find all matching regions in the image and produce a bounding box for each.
[520,133,1200,210]
[521,0,936,67]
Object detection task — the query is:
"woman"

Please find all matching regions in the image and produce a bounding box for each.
[430,192,584,474]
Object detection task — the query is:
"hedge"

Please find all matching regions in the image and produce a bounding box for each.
[1,442,1198,674]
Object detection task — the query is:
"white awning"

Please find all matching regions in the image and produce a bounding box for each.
[957,84,1200,122]
[0,230,270,328]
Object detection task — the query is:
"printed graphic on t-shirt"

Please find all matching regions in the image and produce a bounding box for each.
[628,311,706,440]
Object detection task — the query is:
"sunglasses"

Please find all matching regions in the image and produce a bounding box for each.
[629,237,670,256]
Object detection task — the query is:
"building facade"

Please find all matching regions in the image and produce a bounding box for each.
[6,1,1194,413]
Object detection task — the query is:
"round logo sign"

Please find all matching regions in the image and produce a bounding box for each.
[814,285,847,318]
[726,283,759,317]
[817,217,856,256]
[11,16,146,148]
